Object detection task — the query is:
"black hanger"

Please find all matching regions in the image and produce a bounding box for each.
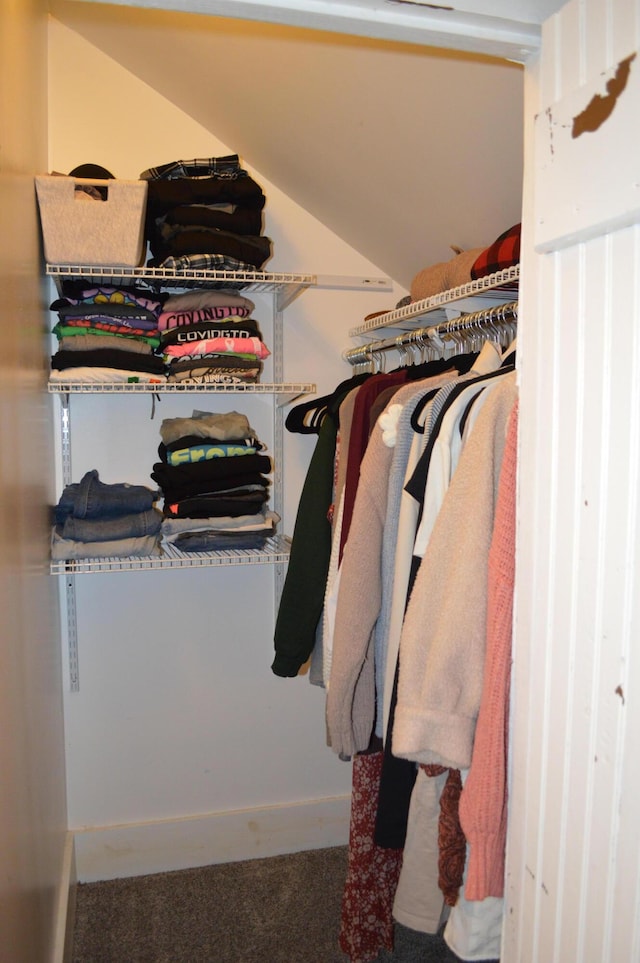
[408,352,479,431]
[285,371,372,434]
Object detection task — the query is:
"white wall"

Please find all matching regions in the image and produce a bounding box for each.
[506,0,640,959]
[49,0,526,291]
[48,18,405,882]
[0,1,70,961]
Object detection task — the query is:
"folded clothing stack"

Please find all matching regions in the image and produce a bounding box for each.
[158,288,269,385]
[140,155,272,276]
[52,469,162,559]
[151,409,278,553]
[49,281,167,385]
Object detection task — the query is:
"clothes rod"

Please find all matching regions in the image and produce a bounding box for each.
[343,300,518,366]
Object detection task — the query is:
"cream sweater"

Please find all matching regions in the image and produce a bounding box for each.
[326,382,420,757]
[392,371,518,770]
[326,377,451,757]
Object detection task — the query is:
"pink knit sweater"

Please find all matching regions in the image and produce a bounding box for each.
[458,398,518,900]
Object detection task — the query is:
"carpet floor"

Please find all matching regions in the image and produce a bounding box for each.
[71,845,496,962]
[72,846,350,963]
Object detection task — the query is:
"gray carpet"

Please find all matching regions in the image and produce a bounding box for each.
[71,846,497,962]
[72,846,350,963]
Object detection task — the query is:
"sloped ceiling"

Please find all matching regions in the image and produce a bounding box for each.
[51,0,525,289]
[58,0,567,60]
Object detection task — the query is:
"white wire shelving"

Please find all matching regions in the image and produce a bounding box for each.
[50,535,292,576]
[46,264,316,402]
[46,264,316,310]
[47,381,315,406]
[47,263,317,586]
[47,261,396,689]
[348,264,520,338]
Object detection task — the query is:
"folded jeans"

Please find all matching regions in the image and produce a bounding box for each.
[60,507,163,542]
[56,470,158,521]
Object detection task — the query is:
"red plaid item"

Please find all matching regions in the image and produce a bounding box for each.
[470,223,521,280]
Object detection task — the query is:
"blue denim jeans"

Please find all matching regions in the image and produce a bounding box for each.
[60,507,162,542]
[172,530,269,552]
[51,529,161,560]
[56,470,158,521]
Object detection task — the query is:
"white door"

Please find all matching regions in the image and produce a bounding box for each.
[506,1,640,960]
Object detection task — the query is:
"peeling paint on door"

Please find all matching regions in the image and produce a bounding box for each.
[534,45,640,252]
[572,54,636,138]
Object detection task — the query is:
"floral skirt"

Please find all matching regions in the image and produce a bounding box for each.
[339,751,404,963]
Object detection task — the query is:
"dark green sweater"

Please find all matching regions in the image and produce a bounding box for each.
[271,410,340,677]
[272,364,380,678]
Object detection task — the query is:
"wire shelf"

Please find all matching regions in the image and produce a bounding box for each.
[45,264,316,301]
[50,534,292,575]
[48,381,315,396]
[348,265,520,337]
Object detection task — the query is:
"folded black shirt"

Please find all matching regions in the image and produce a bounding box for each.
[51,349,166,374]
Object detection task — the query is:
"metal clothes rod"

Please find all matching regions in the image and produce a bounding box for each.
[343,300,518,368]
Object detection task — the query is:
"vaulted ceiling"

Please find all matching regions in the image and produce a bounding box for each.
[51,0,529,289]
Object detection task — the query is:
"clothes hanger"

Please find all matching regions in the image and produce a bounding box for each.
[285,370,372,434]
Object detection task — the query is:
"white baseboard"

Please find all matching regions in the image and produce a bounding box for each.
[52,832,77,963]
[73,794,352,883]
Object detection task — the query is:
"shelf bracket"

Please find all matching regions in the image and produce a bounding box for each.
[65,574,80,692]
[57,392,80,690]
[60,392,72,487]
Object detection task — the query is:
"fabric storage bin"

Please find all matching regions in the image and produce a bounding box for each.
[35,175,148,267]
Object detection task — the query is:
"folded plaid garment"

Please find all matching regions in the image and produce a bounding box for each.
[470,223,521,280]
[139,155,245,181]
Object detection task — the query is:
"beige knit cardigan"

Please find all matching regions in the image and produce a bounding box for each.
[392,371,518,770]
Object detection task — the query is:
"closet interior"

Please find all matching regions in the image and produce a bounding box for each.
[40,12,526,963]
[9,0,640,960]
[275,256,520,960]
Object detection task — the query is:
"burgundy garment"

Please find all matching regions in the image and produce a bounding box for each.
[340,752,404,963]
[421,765,466,906]
[338,370,409,562]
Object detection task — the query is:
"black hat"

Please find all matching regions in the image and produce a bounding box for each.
[68,163,115,179]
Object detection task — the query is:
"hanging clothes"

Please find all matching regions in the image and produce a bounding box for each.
[325,369,467,757]
[326,345,507,759]
[458,398,518,902]
[392,372,518,768]
[274,302,518,962]
[326,356,515,961]
[390,373,517,959]
[272,374,370,677]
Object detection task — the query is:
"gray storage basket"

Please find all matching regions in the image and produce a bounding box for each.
[35,175,148,267]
